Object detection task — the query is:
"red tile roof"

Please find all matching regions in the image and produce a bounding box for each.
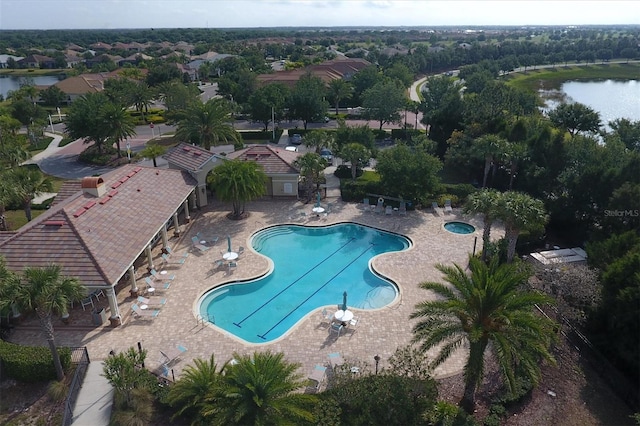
[226,145,300,175]
[0,165,196,288]
[164,143,221,171]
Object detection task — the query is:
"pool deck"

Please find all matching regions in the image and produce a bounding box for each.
[9,199,503,381]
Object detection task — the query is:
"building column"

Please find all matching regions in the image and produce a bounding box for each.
[128,266,138,297]
[183,200,191,223]
[145,245,155,271]
[106,287,121,327]
[190,192,197,211]
[161,225,169,250]
[173,212,181,237]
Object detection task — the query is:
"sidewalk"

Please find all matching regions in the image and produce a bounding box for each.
[22,132,65,165]
[70,361,113,426]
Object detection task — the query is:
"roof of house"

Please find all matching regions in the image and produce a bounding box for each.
[50,180,82,207]
[256,57,371,88]
[226,145,300,175]
[164,143,224,172]
[54,75,103,95]
[18,54,54,63]
[0,165,196,287]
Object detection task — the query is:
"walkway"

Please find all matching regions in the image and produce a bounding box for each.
[70,361,113,426]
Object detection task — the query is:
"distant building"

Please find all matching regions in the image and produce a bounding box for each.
[17,54,56,69]
[0,54,23,69]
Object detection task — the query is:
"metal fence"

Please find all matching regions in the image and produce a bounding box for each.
[62,346,90,426]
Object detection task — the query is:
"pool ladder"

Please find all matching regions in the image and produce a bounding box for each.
[197,314,214,326]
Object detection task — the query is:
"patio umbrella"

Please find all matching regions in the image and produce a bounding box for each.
[315,191,321,207]
[342,291,347,311]
[227,235,232,253]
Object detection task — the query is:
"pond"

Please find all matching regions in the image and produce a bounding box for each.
[0,75,65,98]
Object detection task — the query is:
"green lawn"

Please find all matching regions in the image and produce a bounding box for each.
[3,209,46,230]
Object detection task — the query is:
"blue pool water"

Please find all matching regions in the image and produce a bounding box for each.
[444,221,476,234]
[198,223,411,343]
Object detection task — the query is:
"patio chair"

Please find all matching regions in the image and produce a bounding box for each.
[328,352,345,368]
[385,205,393,215]
[399,201,407,216]
[131,303,160,319]
[214,259,224,268]
[362,198,370,211]
[329,322,344,337]
[137,295,167,306]
[160,344,187,366]
[432,202,442,215]
[165,247,189,258]
[90,289,105,303]
[320,308,332,324]
[237,246,245,256]
[80,296,94,311]
[161,253,185,266]
[150,268,175,281]
[191,236,210,253]
[307,365,327,392]
[144,277,170,295]
[375,198,384,214]
[228,261,238,273]
[444,199,453,213]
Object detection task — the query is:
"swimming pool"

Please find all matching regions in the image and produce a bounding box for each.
[444,221,476,234]
[198,223,411,344]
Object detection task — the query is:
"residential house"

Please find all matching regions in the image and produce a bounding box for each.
[17,54,56,69]
[0,54,23,69]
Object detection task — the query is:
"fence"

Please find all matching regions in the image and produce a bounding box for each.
[62,346,90,426]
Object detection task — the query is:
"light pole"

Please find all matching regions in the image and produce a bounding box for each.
[374,354,380,375]
[272,105,275,141]
[126,140,131,163]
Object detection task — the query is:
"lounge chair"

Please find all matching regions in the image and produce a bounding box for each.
[196,232,219,246]
[165,247,189,258]
[150,268,175,281]
[144,277,170,294]
[362,198,370,211]
[328,352,345,368]
[375,198,384,214]
[385,205,393,215]
[161,253,185,266]
[131,303,160,319]
[191,236,210,253]
[444,199,453,213]
[137,295,167,306]
[432,202,442,215]
[160,344,187,366]
[399,201,407,216]
[307,365,327,392]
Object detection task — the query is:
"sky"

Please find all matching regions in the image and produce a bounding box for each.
[1,0,639,30]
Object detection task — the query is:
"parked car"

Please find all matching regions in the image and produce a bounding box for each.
[285,146,298,152]
[290,134,302,145]
[320,148,333,165]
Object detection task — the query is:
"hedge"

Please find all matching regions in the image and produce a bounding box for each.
[390,128,422,140]
[0,340,71,382]
[340,179,383,202]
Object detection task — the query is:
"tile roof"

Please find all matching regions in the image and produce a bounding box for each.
[50,180,82,207]
[0,165,196,287]
[164,143,222,172]
[226,145,300,175]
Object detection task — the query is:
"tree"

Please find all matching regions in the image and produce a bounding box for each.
[293,152,327,198]
[340,143,370,181]
[361,80,406,130]
[471,135,508,189]
[39,85,66,108]
[375,144,443,203]
[100,103,136,158]
[411,257,556,413]
[157,80,200,124]
[209,160,267,220]
[7,167,53,222]
[302,129,334,154]
[327,79,352,115]
[288,73,329,130]
[0,263,85,381]
[351,65,383,104]
[65,92,111,154]
[175,98,242,150]
[146,63,182,87]
[498,191,548,263]
[138,142,167,167]
[213,351,316,425]
[166,355,226,424]
[464,189,501,262]
[130,82,154,122]
[548,102,601,138]
[419,76,463,157]
[247,83,290,131]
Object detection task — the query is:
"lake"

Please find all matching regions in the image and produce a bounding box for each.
[541,80,640,131]
[0,75,64,98]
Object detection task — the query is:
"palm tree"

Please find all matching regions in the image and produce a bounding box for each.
[209,160,267,220]
[176,98,242,150]
[411,257,556,413]
[211,351,316,425]
[498,191,548,263]
[464,189,500,262]
[8,167,53,221]
[472,135,507,188]
[327,79,352,115]
[0,263,85,380]
[129,82,153,122]
[166,355,227,424]
[293,152,327,199]
[502,142,529,190]
[302,130,334,154]
[138,142,167,167]
[340,142,370,180]
[100,103,136,158]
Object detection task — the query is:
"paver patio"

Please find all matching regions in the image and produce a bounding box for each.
[10,198,503,380]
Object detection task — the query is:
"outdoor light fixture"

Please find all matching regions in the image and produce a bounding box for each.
[374,354,380,375]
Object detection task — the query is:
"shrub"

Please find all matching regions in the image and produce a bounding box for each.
[436,194,459,207]
[333,165,362,179]
[78,144,123,166]
[442,183,478,201]
[0,341,71,382]
[390,128,421,140]
[341,179,382,202]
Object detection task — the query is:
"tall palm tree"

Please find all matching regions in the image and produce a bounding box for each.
[411,257,556,413]
[176,98,242,150]
[302,130,334,154]
[327,79,352,115]
[472,135,507,188]
[166,355,227,425]
[209,160,267,220]
[293,152,327,199]
[129,82,153,122]
[100,103,136,158]
[498,191,548,263]
[464,189,500,262]
[0,263,85,380]
[138,142,167,167]
[210,351,316,425]
[8,167,53,221]
[340,142,370,181]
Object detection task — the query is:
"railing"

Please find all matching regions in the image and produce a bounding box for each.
[62,346,90,426]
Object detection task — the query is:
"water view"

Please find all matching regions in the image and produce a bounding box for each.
[0,75,64,98]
